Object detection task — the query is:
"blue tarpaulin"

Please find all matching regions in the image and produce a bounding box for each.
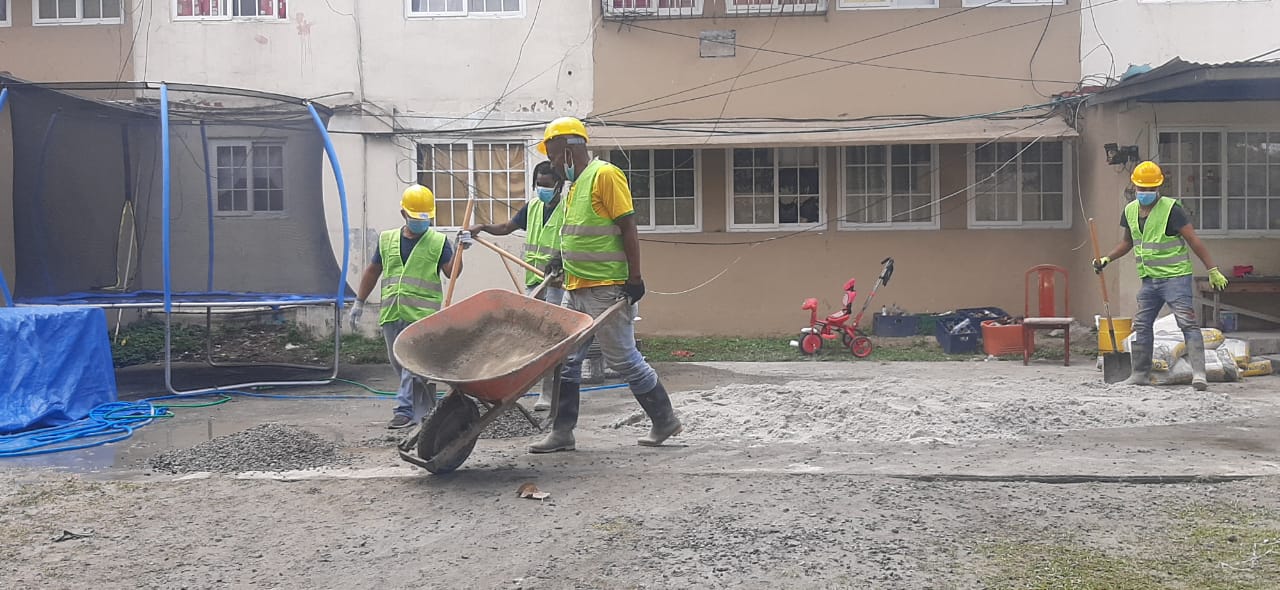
[0,306,118,434]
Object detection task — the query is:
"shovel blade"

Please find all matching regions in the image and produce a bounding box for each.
[1102,352,1133,384]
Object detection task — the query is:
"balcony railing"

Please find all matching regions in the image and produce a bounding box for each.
[602,0,829,21]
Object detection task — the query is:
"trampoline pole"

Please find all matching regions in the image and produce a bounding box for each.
[160,84,175,393]
[0,87,11,305]
[200,121,214,292]
[307,102,349,383]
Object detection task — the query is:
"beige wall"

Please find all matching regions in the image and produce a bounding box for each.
[1076,100,1280,331]
[594,1,1081,121]
[633,142,1083,336]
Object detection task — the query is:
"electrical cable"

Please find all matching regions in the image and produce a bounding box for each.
[598,0,1121,120]
[1028,1,1058,99]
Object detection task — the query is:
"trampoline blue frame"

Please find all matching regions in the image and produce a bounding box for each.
[0,83,353,395]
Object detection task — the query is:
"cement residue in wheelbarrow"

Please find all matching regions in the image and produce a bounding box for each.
[396,307,574,383]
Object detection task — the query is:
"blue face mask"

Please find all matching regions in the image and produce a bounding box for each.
[406,218,432,234]
[1136,191,1159,207]
[563,149,577,182]
[536,186,556,203]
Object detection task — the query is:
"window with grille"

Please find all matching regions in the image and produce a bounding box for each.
[1158,130,1280,233]
[730,147,823,230]
[969,141,1070,228]
[608,149,699,231]
[841,144,937,229]
[415,142,527,228]
[408,0,522,17]
[34,0,122,24]
[175,1,288,19]
[215,142,285,215]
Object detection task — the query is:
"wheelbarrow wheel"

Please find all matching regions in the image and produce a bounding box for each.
[417,393,481,474]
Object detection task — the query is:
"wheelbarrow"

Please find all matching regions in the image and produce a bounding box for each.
[392,287,627,474]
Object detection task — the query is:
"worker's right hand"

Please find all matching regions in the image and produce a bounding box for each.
[543,257,563,277]
[1093,257,1110,274]
[348,300,365,331]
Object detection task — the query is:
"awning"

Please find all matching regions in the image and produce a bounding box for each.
[585,116,1077,149]
[1090,58,1280,105]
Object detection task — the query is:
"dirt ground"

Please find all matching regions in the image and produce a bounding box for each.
[2,360,1279,589]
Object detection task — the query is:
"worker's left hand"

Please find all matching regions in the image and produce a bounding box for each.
[458,230,473,250]
[1208,267,1229,291]
[623,277,646,304]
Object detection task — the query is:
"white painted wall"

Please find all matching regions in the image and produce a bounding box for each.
[129,0,595,334]
[1081,0,1280,80]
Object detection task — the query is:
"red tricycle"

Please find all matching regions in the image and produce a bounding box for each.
[791,257,895,358]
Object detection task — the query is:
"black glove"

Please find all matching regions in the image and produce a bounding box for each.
[543,257,563,277]
[623,277,646,304]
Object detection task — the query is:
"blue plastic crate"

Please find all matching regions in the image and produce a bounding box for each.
[939,331,980,355]
[873,314,920,337]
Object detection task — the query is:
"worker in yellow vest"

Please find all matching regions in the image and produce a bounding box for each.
[468,160,567,411]
[349,185,472,428]
[1094,161,1228,390]
[528,117,682,454]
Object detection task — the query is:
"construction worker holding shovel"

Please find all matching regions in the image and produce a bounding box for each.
[528,116,682,453]
[1093,161,1228,390]
[349,185,472,428]
[467,160,567,411]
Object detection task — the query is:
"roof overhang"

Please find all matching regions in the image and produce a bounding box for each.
[586,116,1076,149]
[1091,59,1280,105]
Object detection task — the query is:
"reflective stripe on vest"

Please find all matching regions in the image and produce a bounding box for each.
[561,159,629,285]
[378,228,446,325]
[523,197,565,287]
[1125,197,1193,280]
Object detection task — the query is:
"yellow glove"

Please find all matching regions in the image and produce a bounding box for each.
[1208,267,1228,291]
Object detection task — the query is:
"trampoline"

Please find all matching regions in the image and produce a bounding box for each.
[0,79,352,394]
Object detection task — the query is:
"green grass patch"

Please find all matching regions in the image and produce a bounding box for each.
[980,501,1280,590]
[110,320,389,367]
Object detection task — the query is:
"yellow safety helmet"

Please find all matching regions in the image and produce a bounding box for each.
[1131,161,1165,188]
[401,184,435,220]
[536,116,589,155]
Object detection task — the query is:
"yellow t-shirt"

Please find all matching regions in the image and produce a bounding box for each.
[564,163,634,291]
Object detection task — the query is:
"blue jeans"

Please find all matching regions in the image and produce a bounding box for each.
[560,285,658,394]
[382,320,420,418]
[526,283,566,307]
[1133,275,1201,354]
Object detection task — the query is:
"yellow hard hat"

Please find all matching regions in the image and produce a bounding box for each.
[536,116,589,155]
[1131,161,1165,188]
[401,184,435,220]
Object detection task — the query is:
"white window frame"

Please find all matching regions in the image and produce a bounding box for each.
[608,148,702,233]
[727,147,826,232]
[603,0,704,16]
[32,0,123,25]
[838,144,940,231]
[1138,0,1266,3]
[1,0,12,27]
[966,140,1073,230]
[414,140,531,230]
[212,140,287,217]
[173,0,289,22]
[406,0,525,19]
[962,0,1063,6]
[726,0,827,14]
[1154,126,1280,237]
[838,0,937,9]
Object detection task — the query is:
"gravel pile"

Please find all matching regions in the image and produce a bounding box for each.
[477,401,543,439]
[148,424,351,474]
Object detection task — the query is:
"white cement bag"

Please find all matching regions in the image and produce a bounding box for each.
[1222,339,1251,367]
[1150,358,1193,385]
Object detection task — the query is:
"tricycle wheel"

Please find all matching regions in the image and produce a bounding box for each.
[849,336,873,358]
[417,393,481,474]
[800,333,823,355]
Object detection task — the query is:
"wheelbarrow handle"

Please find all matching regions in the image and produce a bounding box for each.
[567,298,630,351]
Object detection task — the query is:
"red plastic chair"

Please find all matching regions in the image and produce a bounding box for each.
[1021,264,1073,366]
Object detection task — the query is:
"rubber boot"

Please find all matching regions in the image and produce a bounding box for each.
[533,373,553,411]
[634,382,682,447]
[529,381,580,453]
[1123,343,1153,386]
[1186,331,1209,391]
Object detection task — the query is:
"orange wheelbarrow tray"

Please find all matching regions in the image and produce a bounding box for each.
[391,288,627,474]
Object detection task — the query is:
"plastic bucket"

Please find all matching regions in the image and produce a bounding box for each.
[1220,311,1238,333]
[1097,317,1133,352]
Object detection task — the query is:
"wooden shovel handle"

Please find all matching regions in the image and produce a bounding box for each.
[443,197,475,308]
